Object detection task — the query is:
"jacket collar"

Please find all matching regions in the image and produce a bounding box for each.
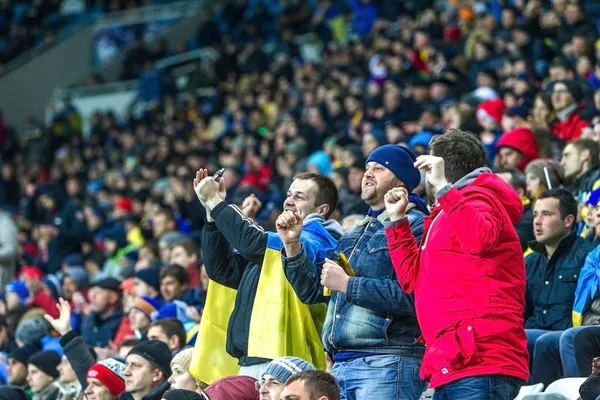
[356,203,417,227]
[529,230,578,259]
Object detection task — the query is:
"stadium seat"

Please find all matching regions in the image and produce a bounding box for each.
[515,383,544,399]
[521,378,587,400]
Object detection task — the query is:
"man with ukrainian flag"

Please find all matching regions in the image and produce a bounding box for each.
[190,168,342,384]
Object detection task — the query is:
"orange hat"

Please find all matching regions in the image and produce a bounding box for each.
[459,7,474,21]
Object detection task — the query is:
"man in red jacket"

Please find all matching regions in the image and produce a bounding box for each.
[384,129,529,399]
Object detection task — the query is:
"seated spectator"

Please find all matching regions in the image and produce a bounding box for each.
[147,318,186,355]
[168,347,207,392]
[55,352,82,400]
[121,340,171,400]
[20,266,58,319]
[8,344,39,396]
[280,370,340,400]
[496,168,535,251]
[561,138,600,203]
[525,159,564,203]
[129,296,160,340]
[133,267,161,300]
[81,278,123,348]
[170,238,202,287]
[496,127,540,171]
[15,317,47,348]
[525,189,596,386]
[27,351,61,400]
[550,80,589,141]
[159,265,204,309]
[257,357,315,400]
[5,280,29,312]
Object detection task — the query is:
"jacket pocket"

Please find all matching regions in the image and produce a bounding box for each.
[557,268,580,283]
[423,318,481,377]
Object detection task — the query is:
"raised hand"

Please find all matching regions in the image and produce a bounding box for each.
[241,194,262,220]
[44,297,72,336]
[384,187,410,222]
[414,155,449,193]
[276,210,303,245]
[193,168,225,205]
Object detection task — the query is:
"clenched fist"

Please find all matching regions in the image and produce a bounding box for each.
[414,155,449,194]
[384,187,409,222]
[276,210,303,245]
[321,258,349,294]
[241,194,262,220]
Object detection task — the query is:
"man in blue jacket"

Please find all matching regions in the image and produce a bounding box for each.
[278,145,428,400]
[81,278,123,348]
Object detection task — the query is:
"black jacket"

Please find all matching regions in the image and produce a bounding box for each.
[525,231,596,330]
[515,201,534,252]
[566,166,600,203]
[60,331,96,392]
[201,202,272,366]
[118,381,170,400]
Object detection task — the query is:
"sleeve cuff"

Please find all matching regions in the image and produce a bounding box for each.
[434,184,453,201]
[210,201,229,219]
[345,276,360,303]
[282,245,308,268]
[383,217,407,228]
[203,222,218,231]
[59,330,79,346]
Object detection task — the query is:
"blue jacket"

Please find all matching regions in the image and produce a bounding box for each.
[81,309,123,347]
[525,231,596,330]
[282,207,426,356]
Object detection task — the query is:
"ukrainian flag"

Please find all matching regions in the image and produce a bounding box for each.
[573,246,600,327]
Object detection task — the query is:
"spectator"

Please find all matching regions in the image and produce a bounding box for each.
[81,278,123,348]
[200,375,258,400]
[257,357,315,400]
[129,296,160,340]
[5,281,29,312]
[159,265,204,309]
[118,338,140,360]
[280,370,340,400]
[550,80,589,141]
[561,139,600,203]
[195,171,341,380]
[121,340,171,400]
[27,350,61,400]
[280,146,427,399]
[384,130,529,398]
[495,127,540,171]
[525,189,595,386]
[525,159,564,203]
[15,318,48,348]
[196,10,221,49]
[170,238,202,287]
[496,168,535,252]
[8,344,39,396]
[133,267,161,300]
[147,318,186,355]
[168,347,207,392]
[20,266,59,319]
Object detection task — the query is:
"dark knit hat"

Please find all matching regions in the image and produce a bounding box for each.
[263,357,315,384]
[164,389,204,400]
[0,386,30,400]
[93,278,122,293]
[366,145,421,192]
[9,344,40,365]
[134,267,161,291]
[27,351,61,378]
[128,340,172,378]
[16,317,48,346]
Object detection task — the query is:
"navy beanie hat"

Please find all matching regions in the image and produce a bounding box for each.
[366,145,421,192]
[134,267,161,291]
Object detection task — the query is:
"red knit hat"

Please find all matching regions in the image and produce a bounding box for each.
[496,127,540,172]
[86,358,126,397]
[114,198,133,213]
[476,99,506,126]
[20,266,43,280]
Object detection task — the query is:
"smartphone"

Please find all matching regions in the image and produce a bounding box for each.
[213,168,225,181]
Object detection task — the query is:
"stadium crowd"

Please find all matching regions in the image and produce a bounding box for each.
[2,0,600,399]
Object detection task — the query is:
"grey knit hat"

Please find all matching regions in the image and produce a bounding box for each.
[263,357,315,384]
[16,317,48,346]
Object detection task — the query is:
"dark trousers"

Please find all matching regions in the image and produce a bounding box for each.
[575,326,600,376]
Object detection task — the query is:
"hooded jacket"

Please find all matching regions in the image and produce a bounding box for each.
[496,127,540,171]
[200,375,257,400]
[550,104,589,141]
[385,168,529,388]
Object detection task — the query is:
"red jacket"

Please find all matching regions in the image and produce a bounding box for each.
[551,109,588,141]
[385,171,529,388]
[32,290,59,319]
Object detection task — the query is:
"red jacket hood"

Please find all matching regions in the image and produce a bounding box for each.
[496,127,540,171]
[204,376,258,399]
[457,170,524,225]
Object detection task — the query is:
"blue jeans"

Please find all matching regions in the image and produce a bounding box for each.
[331,355,425,400]
[433,375,523,400]
[526,327,586,386]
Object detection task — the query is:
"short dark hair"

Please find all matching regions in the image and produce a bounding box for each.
[496,168,526,192]
[159,264,187,285]
[293,173,339,219]
[148,318,186,348]
[120,338,141,349]
[172,238,199,257]
[285,370,340,400]
[569,138,600,169]
[430,129,489,184]
[538,188,578,223]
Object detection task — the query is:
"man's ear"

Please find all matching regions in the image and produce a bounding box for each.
[318,204,330,217]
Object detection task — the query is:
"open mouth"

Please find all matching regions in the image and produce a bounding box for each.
[364,181,375,187]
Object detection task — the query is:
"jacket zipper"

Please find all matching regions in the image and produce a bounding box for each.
[421,210,444,250]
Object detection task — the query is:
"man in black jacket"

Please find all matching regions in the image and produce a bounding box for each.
[525,188,596,386]
[194,169,342,379]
